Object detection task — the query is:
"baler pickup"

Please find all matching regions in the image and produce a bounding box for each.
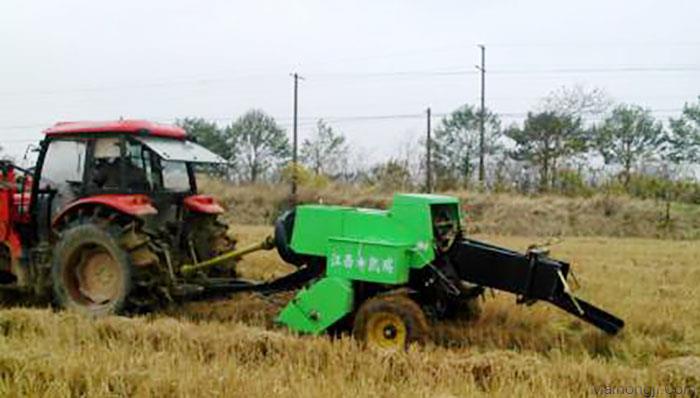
[448,239,624,335]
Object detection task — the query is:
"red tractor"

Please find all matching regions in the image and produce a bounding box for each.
[0,120,237,315]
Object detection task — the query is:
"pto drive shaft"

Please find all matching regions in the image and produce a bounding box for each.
[181,236,275,276]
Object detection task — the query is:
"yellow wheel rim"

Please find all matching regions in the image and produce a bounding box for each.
[365,312,407,350]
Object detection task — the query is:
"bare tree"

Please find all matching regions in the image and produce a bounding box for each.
[300,119,349,177]
[539,85,612,121]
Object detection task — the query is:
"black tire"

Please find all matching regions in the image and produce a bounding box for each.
[274,210,306,267]
[51,223,133,317]
[353,295,429,350]
[187,215,237,277]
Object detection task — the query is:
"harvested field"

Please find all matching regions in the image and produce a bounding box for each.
[0,225,698,397]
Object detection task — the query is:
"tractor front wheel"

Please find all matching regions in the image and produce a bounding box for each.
[51,223,133,317]
[353,295,429,350]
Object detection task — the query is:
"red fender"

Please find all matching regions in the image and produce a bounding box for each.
[52,194,157,227]
[183,194,224,215]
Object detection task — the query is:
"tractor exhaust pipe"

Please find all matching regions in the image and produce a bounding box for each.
[448,238,624,335]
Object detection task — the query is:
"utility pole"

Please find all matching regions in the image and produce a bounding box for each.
[476,44,486,184]
[426,107,432,193]
[291,72,303,198]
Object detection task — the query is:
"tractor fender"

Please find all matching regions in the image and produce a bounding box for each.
[183,194,224,215]
[52,194,157,228]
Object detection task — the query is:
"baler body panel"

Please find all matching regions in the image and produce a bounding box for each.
[289,193,459,276]
[276,276,353,335]
[326,237,414,284]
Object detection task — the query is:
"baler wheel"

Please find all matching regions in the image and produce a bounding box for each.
[353,295,429,350]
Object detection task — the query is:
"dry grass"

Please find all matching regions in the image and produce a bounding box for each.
[200,180,700,239]
[1,225,698,397]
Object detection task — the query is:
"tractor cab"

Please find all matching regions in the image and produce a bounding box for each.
[29,120,226,238]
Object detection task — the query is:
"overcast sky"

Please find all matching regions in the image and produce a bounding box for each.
[1,0,699,165]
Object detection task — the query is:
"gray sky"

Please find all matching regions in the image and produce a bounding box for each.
[1,0,699,165]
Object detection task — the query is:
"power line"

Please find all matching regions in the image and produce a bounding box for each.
[490,66,700,74]
[0,72,284,98]
[2,64,698,100]
[308,69,478,79]
[0,107,686,132]
[489,41,700,48]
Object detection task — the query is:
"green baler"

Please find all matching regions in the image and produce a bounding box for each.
[277,194,456,335]
[271,193,623,348]
[188,193,623,349]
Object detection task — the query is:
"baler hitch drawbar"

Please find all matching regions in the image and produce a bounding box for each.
[180,236,324,298]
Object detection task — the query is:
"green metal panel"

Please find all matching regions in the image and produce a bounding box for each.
[391,192,460,206]
[326,238,414,284]
[290,205,352,257]
[290,193,459,273]
[276,276,353,335]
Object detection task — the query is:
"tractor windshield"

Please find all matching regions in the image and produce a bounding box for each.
[134,137,226,164]
[135,136,225,193]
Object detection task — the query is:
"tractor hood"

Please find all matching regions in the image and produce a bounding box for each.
[135,136,226,164]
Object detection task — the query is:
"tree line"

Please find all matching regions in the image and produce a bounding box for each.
[178,111,350,183]
[178,87,700,202]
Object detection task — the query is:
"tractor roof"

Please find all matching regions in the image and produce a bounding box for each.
[43,120,186,139]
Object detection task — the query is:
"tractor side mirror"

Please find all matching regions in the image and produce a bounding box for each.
[22,144,40,161]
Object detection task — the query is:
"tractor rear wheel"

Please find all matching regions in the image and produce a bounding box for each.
[353,295,429,350]
[52,223,134,316]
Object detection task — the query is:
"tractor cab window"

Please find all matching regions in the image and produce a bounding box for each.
[39,139,87,214]
[126,140,190,192]
[90,138,121,189]
[89,138,154,192]
[162,161,190,192]
[88,137,191,193]
[125,139,162,191]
